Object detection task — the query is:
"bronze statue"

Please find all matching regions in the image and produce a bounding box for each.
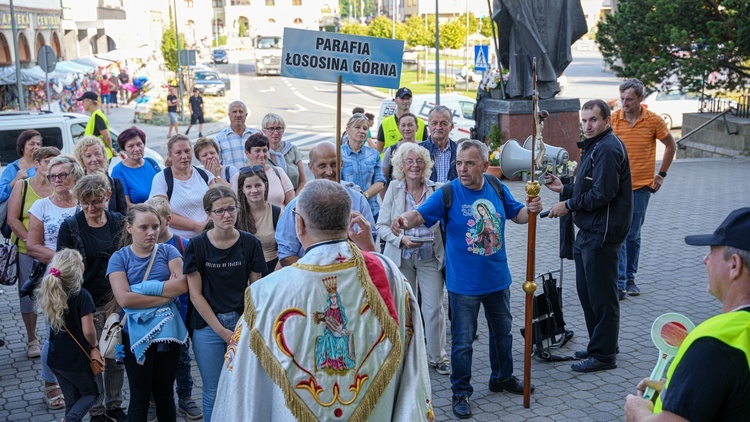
[493,0,587,99]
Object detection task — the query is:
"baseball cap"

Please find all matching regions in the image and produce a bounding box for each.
[395,87,412,99]
[685,207,750,250]
[76,92,98,102]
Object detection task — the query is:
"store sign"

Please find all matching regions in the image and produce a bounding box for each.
[0,11,32,29]
[36,14,61,30]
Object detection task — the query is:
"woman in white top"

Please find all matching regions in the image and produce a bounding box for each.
[242,133,294,209]
[149,134,217,238]
[26,154,84,411]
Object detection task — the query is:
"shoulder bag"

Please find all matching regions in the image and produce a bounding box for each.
[64,325,104,375]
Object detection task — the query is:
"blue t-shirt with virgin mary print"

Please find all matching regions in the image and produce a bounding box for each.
[418,177,524,295]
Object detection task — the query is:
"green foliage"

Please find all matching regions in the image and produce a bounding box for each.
[161,26,186,72]
[368,16,393,38]
[340,22,368,36]
[480,16,494,38]
[440,18,468,50]
[238,20,247,37]
[597,0,750,93]
[404,15,431,47]
[211,35,227,47]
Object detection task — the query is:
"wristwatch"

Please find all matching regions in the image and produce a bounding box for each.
[658,171,667,178]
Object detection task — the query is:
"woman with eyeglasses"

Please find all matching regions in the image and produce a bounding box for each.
[183,187,265,421]
[194,136,239,193]
[381,112,419,198]
[56,173,127,422]
[111,127,161,207]
[261,113,306,194]
[73,135,127,214]
[235,167,281,276]
[376,143,450,375]
[243,133,294,209]
[26,154,84,411]
[0,130,42,206]
[149,134,217,238]
[341,114,386,221]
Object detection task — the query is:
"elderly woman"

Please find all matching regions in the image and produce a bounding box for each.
[381,112,419,196]
[0,129,42,204]
[56,173,126,422]
[26,154,84,410]
[243,133,294,209]
[341,113,386,220]
[194,137,239,193]
[73,135,127,214]
[111,126,162,207]
[261,113,306,194]
[150,134,217,238]
[7,147,59,359]
[376,143,449,374]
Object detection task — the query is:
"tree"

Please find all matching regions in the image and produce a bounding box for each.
[161,26,186,72]
[597,0,750,93]
[340,22,368,36]
[368,15,393,38]
[440,18,467,50]
[480,16,494,39]
[404,15,431,47]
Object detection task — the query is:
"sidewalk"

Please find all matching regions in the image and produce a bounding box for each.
[0,156,748,421]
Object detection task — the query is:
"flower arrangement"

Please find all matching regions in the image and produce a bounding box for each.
[479,69,508,93]
[486,123,504,166]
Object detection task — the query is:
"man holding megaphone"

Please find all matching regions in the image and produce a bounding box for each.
[543,99,633,373]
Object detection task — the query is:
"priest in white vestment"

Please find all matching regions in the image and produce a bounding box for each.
[213,179,434,421]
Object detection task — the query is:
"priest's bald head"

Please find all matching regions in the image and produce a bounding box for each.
[294,179,352,248]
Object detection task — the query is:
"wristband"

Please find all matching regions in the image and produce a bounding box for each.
[658,171,667,178]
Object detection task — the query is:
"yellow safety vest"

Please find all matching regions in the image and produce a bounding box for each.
[380,114,426,157]
[84,108,113,159]
[654,310,750,413]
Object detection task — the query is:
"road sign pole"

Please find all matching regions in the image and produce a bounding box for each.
[336,75,342,183]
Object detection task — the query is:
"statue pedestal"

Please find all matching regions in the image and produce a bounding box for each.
[477,98,582,164]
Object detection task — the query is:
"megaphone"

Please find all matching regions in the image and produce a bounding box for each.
[522,136,569,175]
[499,140,548,182]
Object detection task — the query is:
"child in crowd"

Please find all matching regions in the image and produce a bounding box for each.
[36,249,99,422]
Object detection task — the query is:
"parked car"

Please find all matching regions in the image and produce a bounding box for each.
[642,89,702,129]
[0,111,164,173]
[193,70,226,96]
[211,49,228,64]
[378,93,476,140]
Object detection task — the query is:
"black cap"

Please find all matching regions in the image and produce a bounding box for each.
[685,207,750,251]
[395,87,412,99]
[76,92,98,102]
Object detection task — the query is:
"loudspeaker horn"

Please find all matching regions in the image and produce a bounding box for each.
[522,135,570,172]
[499,140,548,179]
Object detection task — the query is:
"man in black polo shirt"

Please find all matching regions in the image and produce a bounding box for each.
[185,88,204,137]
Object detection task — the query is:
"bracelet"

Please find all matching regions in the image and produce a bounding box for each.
[363,192,369,200]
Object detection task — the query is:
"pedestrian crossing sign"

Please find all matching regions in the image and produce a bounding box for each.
[474,46,489,72]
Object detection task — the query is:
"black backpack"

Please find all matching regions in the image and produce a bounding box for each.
[164,166,209,200]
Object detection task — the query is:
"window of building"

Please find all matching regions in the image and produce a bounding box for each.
[184,0,194,7]
[292,0,302,5]
[212,0,224,7]
[265,0,275,6]
[231,0,250,5]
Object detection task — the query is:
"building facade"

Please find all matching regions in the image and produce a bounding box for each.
[0,0,62,67]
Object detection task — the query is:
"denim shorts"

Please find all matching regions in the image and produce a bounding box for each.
[168,112,178,124]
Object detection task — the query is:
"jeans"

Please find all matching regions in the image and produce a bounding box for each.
[41,324,58,384]
[175,338,194,401]
[618,188,651,290]
[192,311,240,422]
[123,332,180,422]
[575,232,621,360]
[449,288,513,397]
[51,367,99,422]
[89,309,125,416]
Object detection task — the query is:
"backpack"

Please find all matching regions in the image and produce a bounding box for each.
[272,204,281,231]
[192,231,257,282]
[64,210,121,263]
[441,174,506,223]
[164,166,209,200]
[144,157,161,173]
[0,163,20,238]
[171,234,185,256]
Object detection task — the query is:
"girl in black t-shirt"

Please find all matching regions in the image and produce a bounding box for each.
[183,186,265,422]
[35,249,99,422]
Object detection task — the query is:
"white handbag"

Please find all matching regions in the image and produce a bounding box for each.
[99,313,122,360]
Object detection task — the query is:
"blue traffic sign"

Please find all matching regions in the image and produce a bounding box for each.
[474,45,489,72]
[281,28,404,89]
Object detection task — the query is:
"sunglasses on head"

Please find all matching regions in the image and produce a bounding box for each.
[240,165,265,173]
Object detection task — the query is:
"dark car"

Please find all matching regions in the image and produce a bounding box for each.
[193,70,226,96]
[212,49,228,64]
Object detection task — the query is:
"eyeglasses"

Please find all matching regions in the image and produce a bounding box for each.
[240,165,265,173]
[291,207,305,224]
[405,159,425,166]
[264,126,284,133]
[210,206,238,216]
[47,172,70,182]
[81,198,106,207]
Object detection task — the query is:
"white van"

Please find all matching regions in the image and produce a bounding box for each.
[0,111,164,173]
[378,93,476,140]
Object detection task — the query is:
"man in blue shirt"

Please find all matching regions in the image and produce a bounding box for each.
[277,142,377,266]
[214,100,258,169]
[392,139,543,419]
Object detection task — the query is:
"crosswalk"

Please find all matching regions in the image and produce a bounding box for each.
[282,130,337,157]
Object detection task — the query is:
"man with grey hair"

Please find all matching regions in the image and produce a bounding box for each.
[421,105,458,183]
[392,138,543,419]
[213,179,434,421]
[612,78,677,299]
[214,100,259,169]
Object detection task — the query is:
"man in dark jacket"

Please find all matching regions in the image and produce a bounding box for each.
[544,99,632,373]
[421,105,458,183]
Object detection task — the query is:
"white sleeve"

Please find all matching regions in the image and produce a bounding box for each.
[149,171,168,198]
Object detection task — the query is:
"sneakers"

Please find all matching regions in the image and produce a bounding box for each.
[105,408,127,422]
[626,280,641,296]
[433,362,451,375]
[571,357,617,373]
[488,375,534,395]
[146,402,157,422]
[574,350,589,359]
[619,290,627,301]
[452,395,471,419]
[178,398,203,420]
[27,339,41,358]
